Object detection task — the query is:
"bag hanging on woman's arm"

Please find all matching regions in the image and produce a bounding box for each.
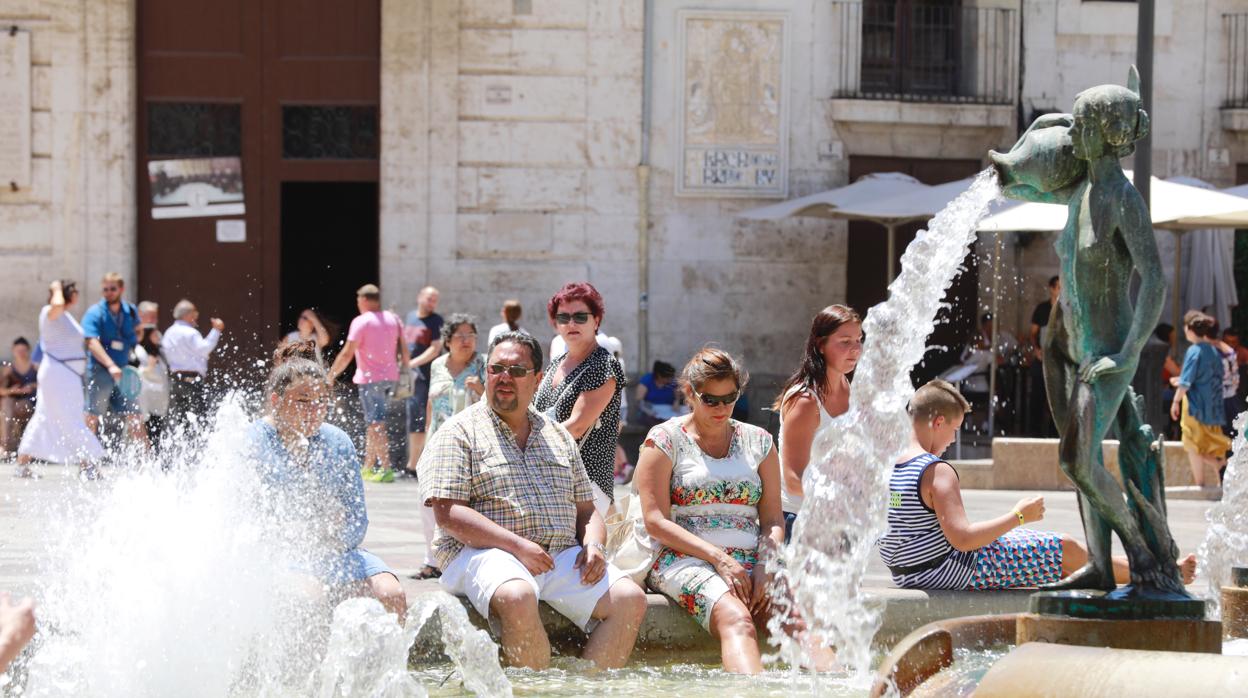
[606,421,684,585]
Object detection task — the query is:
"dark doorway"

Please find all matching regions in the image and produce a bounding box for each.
[845,155,983,385]
[137,0,380,372]
[279,181,379,358]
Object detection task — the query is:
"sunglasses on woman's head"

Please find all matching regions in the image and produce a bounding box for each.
[554,312,592,325]
[694,389,740,407]
[487,363,537,377]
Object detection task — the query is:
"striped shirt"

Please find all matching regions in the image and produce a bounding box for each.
[878,453,977,589]
[417,401,593,570]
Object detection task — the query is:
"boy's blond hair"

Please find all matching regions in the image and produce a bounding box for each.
[908,379,970,424]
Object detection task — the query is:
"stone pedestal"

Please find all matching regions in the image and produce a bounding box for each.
[1222,565,1248,639]
[1016,613,1222,654]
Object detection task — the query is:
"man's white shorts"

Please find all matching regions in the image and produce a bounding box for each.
[440,545,627,632]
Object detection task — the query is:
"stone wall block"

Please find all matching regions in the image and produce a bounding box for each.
[551,212,588,254]
[460,29,586,75]
[461,0,587,29]
[460,75,586,121]
[588,0,644,31]
[474,167,586,211]
[30,111,51,157]
[587,30,642,78]
[456,167,480,210]
[585,214,638,261]
[587,120,639,167]
[585,168,637,215]
[587,75,641,124]
[30,66,51,111]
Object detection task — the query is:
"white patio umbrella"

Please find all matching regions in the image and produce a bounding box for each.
[738,172,935,285]
[1165,177,1239,331]
[737,171,927,222]
[976,172,1248,340]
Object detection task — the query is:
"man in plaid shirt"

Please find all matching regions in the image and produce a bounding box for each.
[418,331,646,670]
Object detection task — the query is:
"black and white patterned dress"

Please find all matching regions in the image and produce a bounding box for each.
[533,345,624,500]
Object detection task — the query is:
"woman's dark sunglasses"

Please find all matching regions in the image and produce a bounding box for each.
[488,363,537,378]
[694,389,739,407]
[554,312,592,325]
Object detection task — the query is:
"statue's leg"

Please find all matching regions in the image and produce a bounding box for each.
[1055,377,1158,578]
[1042,344,1115,590]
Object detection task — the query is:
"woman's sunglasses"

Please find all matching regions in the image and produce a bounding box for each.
[694,389,739,407]
[554,312,592,325]
[487,363,537,378]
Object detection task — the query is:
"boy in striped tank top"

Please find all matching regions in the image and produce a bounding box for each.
[879,380,1196,590]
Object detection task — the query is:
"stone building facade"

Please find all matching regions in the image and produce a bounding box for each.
[0,0,1243,399]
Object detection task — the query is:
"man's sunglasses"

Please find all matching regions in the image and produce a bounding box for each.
[694,389,740,407]
[554,312,592,325]
[487,363,537,378]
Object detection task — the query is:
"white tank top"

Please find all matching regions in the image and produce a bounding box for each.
[778,386,836,514]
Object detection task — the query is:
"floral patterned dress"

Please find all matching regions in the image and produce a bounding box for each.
[644,417,773,630]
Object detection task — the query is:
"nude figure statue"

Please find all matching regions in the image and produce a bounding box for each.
[990,67,1188,599]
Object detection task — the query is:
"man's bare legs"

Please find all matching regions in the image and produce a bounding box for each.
[490,579,551,669]
[489,578,644,671]
[582,580,646,670]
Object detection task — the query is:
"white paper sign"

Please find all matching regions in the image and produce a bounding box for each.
[0,31,32,189]
[215,219,246,243]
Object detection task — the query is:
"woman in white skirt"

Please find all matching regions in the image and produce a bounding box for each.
[18,280,104,478]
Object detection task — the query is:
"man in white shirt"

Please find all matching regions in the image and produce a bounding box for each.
[162,299,224,431]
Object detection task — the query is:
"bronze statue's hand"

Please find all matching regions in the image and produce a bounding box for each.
[1079,355,1125,384]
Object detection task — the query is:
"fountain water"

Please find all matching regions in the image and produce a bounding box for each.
[768,170,1002,680]
[13,395,508,697]
[1198,410,1248,616]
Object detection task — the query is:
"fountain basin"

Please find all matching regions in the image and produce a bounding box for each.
[975,642,1248,697]
[404,578,1037,653]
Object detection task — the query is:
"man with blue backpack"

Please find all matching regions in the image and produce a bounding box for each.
[80,272,146,450]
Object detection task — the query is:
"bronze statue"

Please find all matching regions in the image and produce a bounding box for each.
[990,67,1188,600]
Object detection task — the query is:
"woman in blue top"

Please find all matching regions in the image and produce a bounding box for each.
[247,339,407,618]
[1170,311,1231,487]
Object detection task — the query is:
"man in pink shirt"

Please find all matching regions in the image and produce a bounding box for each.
[328,284,410,482]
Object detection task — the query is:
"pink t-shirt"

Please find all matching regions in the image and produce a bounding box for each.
[347,311,402,384]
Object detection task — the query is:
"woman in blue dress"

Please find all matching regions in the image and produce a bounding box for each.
[247,339,407,619]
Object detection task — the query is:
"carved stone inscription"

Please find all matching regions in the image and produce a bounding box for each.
[0,31,30,189]
[678,11,788,198]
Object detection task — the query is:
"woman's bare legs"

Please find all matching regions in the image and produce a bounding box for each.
[709,595,762,674]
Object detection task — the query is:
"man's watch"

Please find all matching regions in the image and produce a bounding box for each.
[586,541,607,554]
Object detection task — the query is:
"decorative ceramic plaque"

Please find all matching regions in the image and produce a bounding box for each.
[677,10,789,198]
[0,31,31,189]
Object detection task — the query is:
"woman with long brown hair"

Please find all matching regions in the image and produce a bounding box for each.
[773,305,863,540]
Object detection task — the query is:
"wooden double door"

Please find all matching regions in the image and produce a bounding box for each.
[136,0,381,378]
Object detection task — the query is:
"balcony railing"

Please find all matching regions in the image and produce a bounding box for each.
[1227,13,1248,109]
[831,1,1018,106]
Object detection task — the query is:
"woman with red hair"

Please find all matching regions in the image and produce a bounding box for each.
[533,282,624,513]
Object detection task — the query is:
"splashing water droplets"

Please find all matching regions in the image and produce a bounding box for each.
[19,394,509,697]
[1199,409,1248,616]
[768,171,1002,681]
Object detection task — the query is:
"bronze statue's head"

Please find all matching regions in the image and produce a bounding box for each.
[1071,67,1150,160]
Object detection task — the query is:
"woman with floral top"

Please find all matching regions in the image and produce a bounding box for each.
[634,347,791,674]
